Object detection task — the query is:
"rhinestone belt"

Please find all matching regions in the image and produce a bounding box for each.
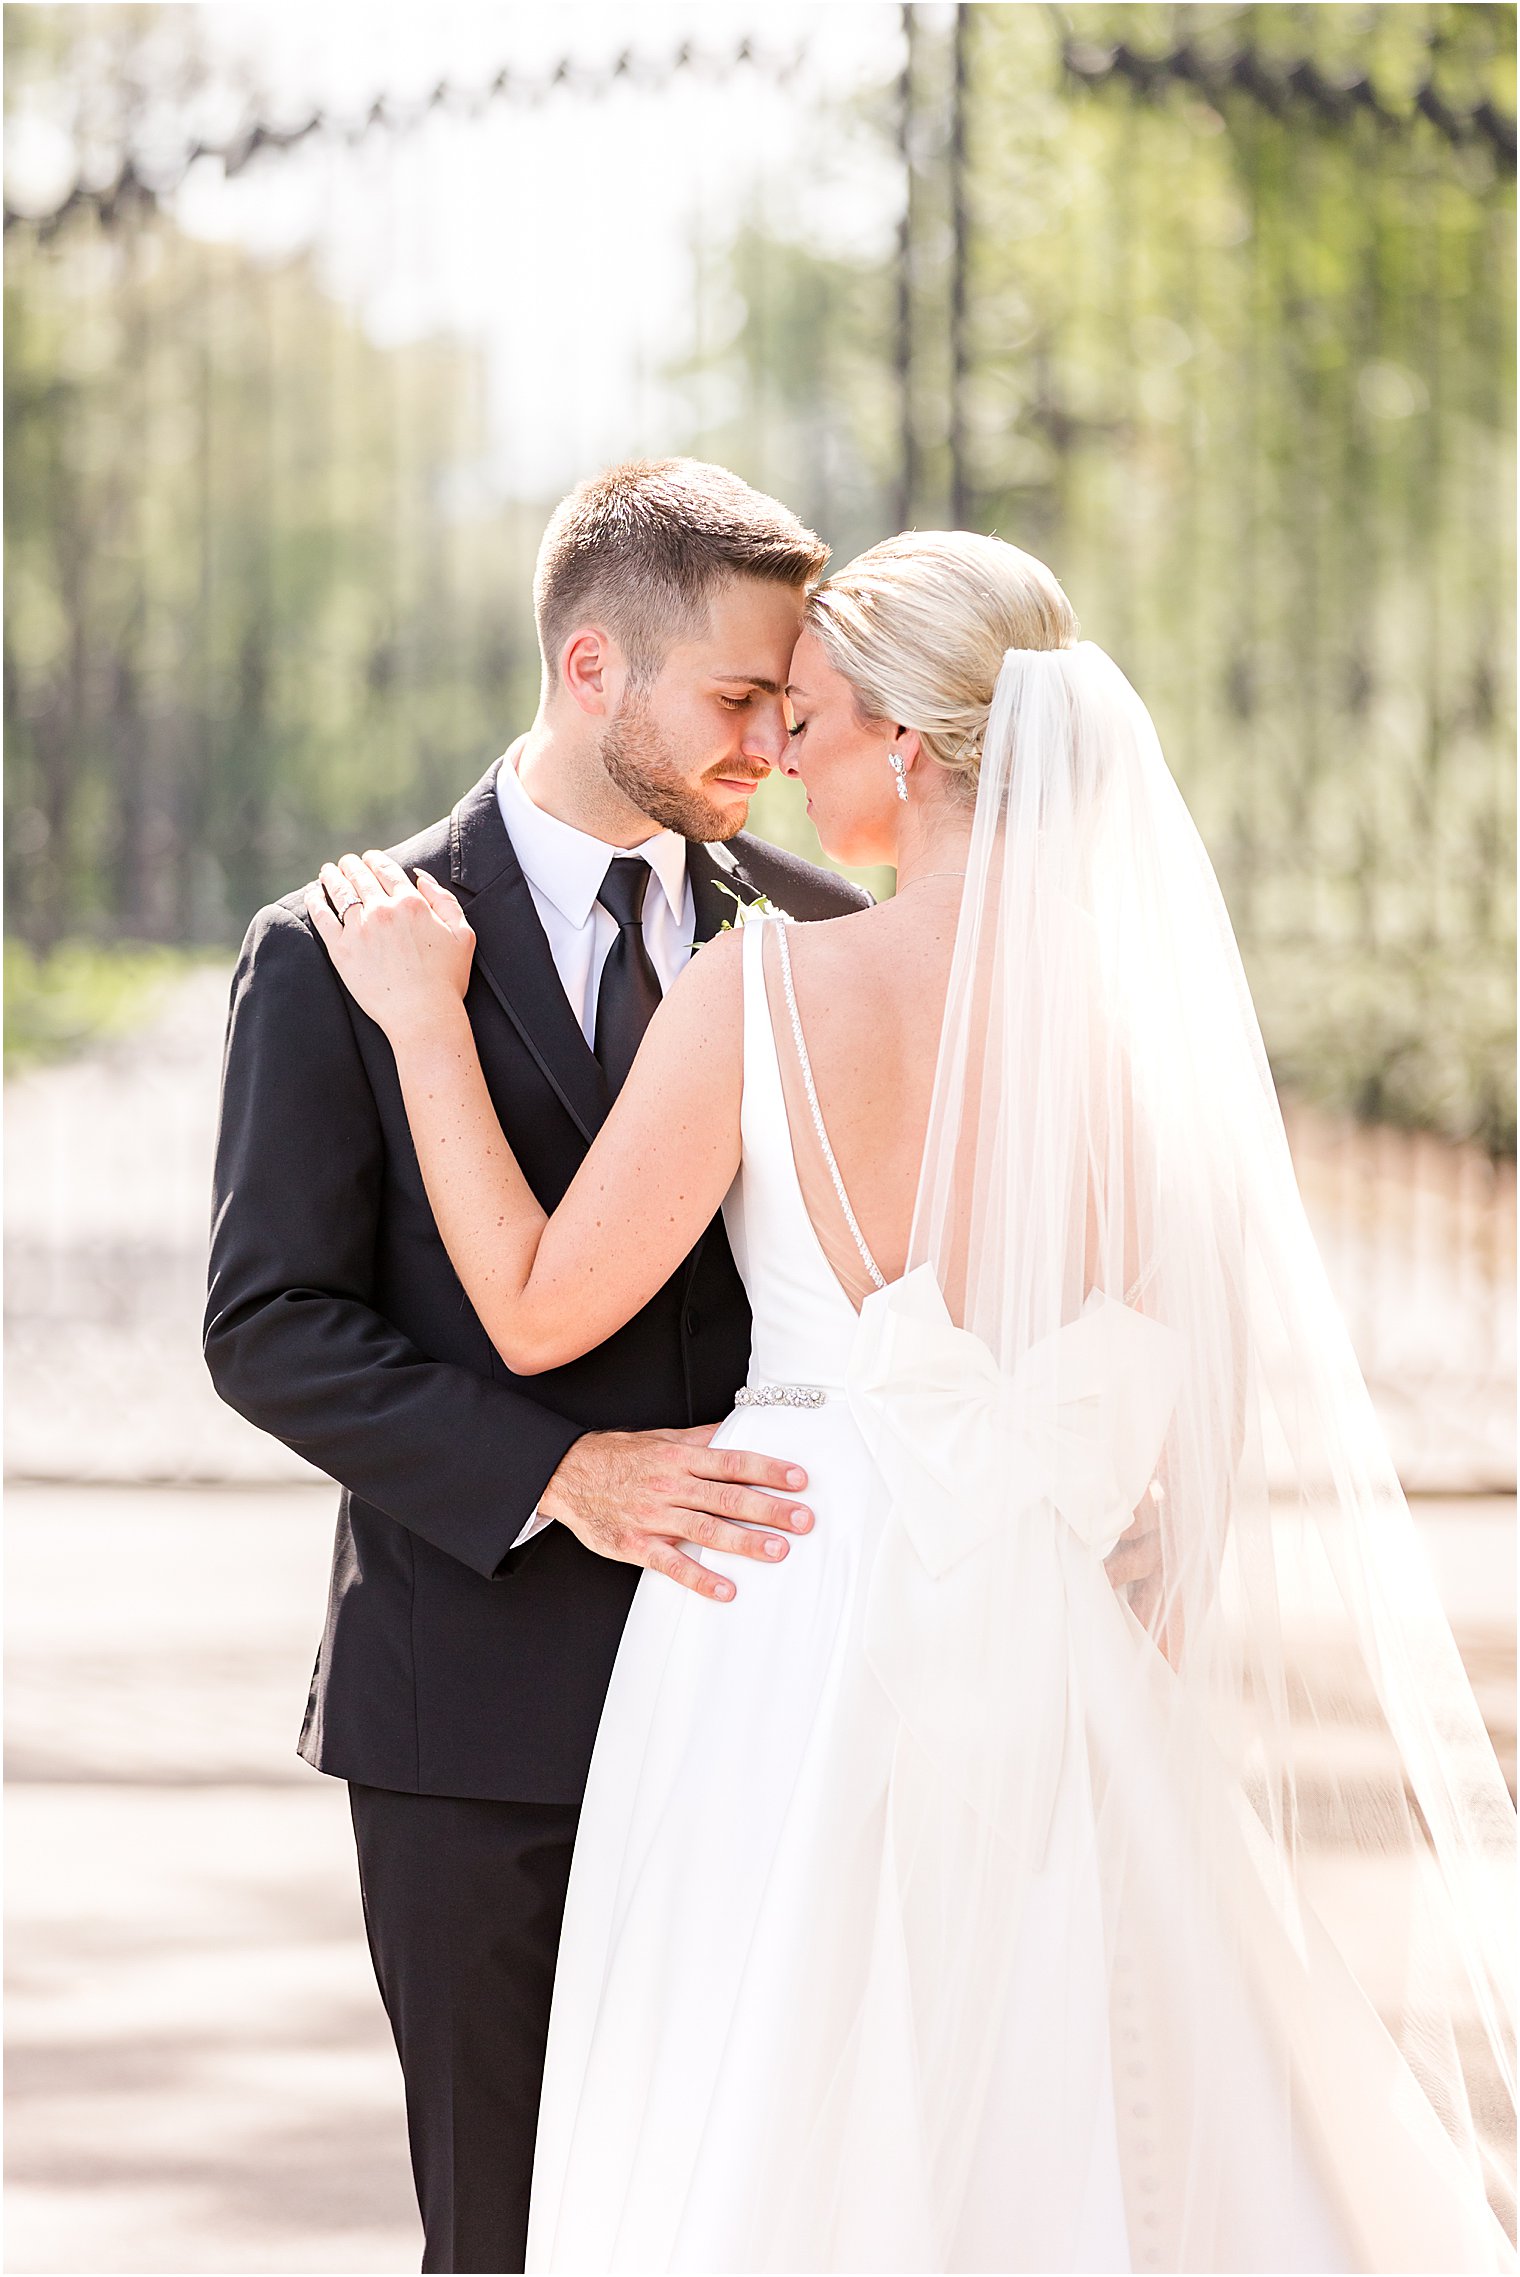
[733,1383,837,1410]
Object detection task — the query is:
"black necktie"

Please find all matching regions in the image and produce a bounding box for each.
[594,858,664,1096]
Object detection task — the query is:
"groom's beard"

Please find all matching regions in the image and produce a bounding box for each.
[599,697,765,844]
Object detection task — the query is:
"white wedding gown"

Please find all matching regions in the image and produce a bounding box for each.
[525,918,1508,2276]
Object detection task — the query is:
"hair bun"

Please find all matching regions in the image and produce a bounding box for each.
[805,533,1079,796]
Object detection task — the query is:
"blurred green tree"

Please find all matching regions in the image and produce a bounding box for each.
[5,209,541,947]
[4,3,1513,1144]
[691,3,1516,1147]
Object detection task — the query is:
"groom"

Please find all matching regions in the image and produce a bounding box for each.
[204,459,870,2273]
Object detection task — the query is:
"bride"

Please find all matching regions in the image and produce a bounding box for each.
[308,531,1515,2274]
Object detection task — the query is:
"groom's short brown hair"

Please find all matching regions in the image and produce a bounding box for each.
[534,458,829,693]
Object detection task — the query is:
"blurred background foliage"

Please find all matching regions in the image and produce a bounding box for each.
[2,936,205,1073]
[4,3,1515,1145]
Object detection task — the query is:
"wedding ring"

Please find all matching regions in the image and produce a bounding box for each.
[332,892,359,925]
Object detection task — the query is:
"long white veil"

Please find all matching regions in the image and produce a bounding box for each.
[845,641,1516,2271]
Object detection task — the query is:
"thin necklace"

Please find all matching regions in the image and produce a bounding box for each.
[897,870,967,889]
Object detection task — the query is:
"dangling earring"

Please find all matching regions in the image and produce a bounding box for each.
[889,749,909,802]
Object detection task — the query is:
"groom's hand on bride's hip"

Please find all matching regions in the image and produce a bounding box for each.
[536,1425,813,1603]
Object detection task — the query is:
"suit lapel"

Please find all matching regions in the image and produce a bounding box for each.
[447,778,775,1148]
[449,763,610,1146]
[688,839,766,946]
[680,841,770,1298]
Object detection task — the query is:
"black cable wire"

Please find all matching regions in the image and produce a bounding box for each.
[4,38,810,238]
[11,19,1510,241]
[1058,32,1516,168]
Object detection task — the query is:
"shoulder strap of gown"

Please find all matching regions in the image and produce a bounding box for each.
[764,921,887,1308]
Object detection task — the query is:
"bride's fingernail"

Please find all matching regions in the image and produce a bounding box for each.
[764,1538,786,1559]
[792,1508,812,1531]
[713,1580,734,1600]
[786,1468,806,1487]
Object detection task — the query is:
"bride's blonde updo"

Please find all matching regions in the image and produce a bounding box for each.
[802,530,1079,797]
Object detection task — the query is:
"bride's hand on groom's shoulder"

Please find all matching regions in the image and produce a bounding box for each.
[304,850,475,1044]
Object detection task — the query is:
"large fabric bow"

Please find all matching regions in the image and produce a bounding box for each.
[846,1265,1181,1866]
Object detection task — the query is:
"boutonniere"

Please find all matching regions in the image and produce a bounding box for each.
[711,880,790,932]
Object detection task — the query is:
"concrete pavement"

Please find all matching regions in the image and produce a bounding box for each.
[5,1478,1513,2274]
[5,1486,421,2275]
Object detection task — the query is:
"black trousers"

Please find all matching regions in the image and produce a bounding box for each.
[349,1783,581,2275]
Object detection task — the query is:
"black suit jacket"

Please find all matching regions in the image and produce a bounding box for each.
[204,758,870,1803]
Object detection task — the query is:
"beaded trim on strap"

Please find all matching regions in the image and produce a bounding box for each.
[772,923,888,1294]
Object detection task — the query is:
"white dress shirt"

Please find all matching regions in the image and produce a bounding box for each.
[496,741,695,1039]
[496,741,696,1546]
